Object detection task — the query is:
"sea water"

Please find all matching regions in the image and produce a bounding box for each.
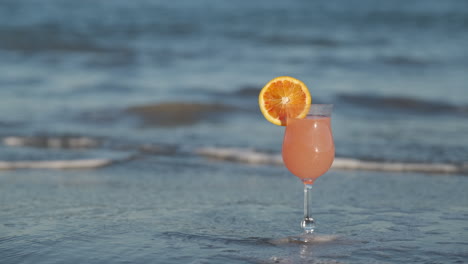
[0,0,467,263]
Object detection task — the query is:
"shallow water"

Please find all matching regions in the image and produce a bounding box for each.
[1,157,467,263]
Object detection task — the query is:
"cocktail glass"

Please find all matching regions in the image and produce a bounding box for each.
[282,104,334,235]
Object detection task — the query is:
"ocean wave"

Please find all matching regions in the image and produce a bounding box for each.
[0,76,43,86]
[0,137,134,170]
[196,147,468,174]
[232,85,260,97]
[71,82,134,95]
[161,231,273,246]
[259,35,344,47]
[2,136,101,149]
[0,121,24,128]
[378,55,431,66]
[337,93,468,115]
[226,30,388,48]
[0,35,109,54]
[3,135,466,174]
[0,25,129,54]
[0,159,115,170]
[127,102,240,127]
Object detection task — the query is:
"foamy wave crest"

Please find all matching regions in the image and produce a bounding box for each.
[196,147,468,174]
[196,147,283,165]
[2,136,101,149]
[0,159,114,170]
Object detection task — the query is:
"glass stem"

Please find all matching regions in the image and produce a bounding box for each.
[301,184,315,233]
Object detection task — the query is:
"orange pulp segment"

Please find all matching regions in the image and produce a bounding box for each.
[258,76,311,126]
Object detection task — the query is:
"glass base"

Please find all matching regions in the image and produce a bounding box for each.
[301,217,315,234]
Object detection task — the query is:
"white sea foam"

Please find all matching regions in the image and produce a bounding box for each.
[196,147,283,165]
[196,147,468,174]
[2,136,100,149]
[2,138,466,174]
[0,159,114,170]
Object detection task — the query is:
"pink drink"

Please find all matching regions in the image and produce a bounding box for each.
[282,116,335,185]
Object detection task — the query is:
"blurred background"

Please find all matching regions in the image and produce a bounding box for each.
[1,0,468,263]
[1,0,467,163]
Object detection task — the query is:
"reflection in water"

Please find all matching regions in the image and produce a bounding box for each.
[267,234,344,263]
[300,243,313,262]
[270,234,340,245]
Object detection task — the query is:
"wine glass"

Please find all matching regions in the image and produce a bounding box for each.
[282,104,334,235]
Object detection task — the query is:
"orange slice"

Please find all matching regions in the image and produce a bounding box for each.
[258,76,311,126]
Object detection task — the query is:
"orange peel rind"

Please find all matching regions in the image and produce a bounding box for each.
[259,76,311,126]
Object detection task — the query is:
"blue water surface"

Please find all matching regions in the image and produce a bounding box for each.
[0,0,467,263]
